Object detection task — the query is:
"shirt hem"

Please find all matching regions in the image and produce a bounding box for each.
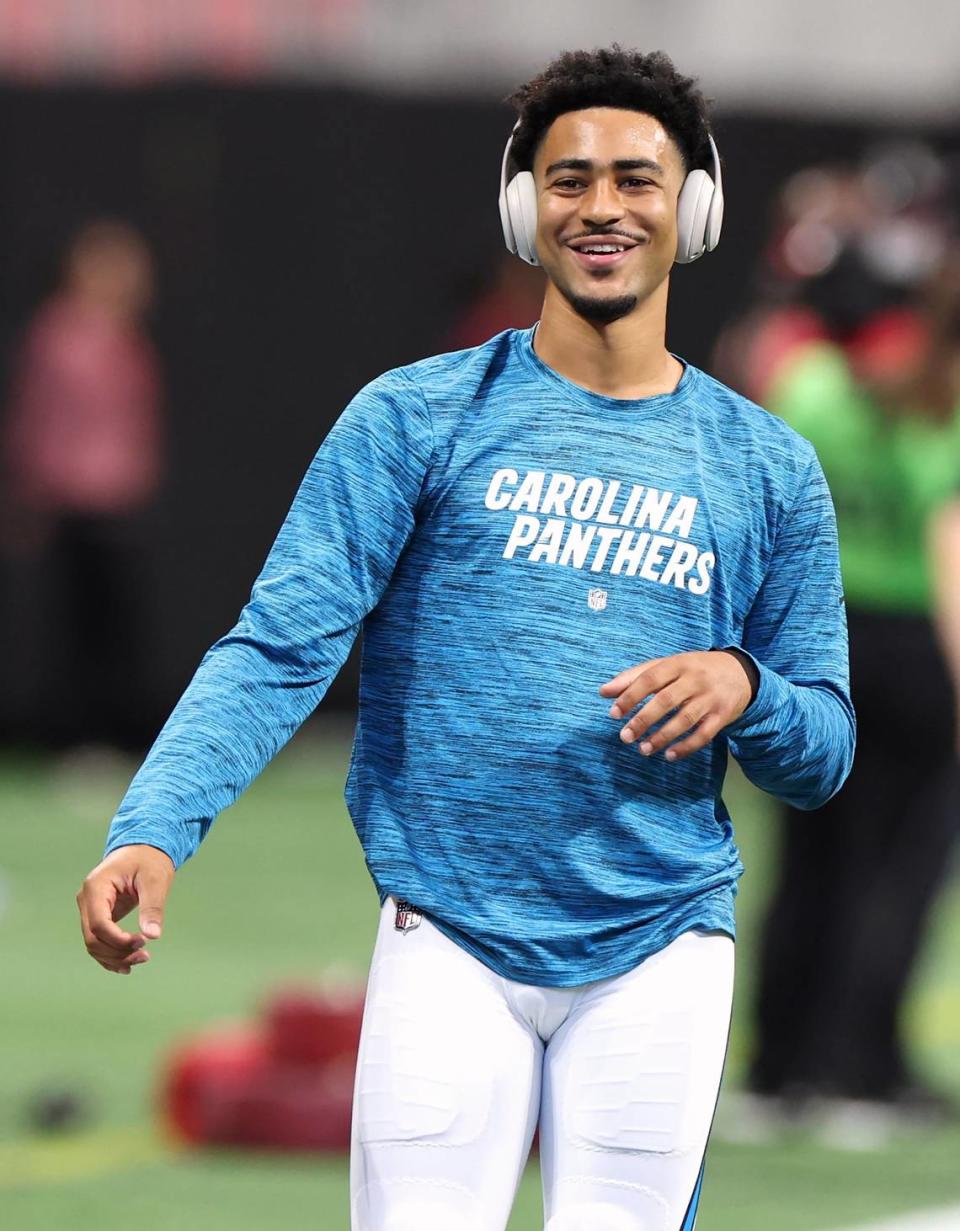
[377,882,735,988]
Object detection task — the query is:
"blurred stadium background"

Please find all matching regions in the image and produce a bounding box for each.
[1,3,959,1228]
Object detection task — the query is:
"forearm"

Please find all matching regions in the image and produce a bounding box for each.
[724,657,856,810]
[103,618,358,868]
[929,500,960,699]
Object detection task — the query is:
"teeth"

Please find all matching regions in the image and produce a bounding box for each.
[580,244,625,253]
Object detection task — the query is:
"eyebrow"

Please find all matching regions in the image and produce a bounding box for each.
[543,157,665,177]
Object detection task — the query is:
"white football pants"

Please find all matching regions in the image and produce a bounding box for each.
[350,898,734,1231]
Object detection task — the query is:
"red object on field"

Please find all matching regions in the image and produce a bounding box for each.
[160,985,365,1153]
[266,986,364,1066]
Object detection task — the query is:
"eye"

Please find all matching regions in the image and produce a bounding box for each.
[552,178,585,190]
[621,177,655,189]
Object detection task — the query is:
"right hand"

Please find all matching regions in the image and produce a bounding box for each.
[76,845,175,975]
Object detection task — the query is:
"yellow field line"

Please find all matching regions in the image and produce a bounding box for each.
[0,1124,183,1189]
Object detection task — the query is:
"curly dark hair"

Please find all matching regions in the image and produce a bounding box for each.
[505,46,712,177]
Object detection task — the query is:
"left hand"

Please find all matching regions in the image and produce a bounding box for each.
[598,651,754,762]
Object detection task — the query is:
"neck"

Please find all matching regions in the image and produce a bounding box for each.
[533,278,682,399]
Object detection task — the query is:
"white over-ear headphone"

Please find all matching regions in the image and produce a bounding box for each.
[498,119,724,267]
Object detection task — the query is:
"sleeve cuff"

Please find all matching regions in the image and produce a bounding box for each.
[719,648,792,736]
[103,825,185,871]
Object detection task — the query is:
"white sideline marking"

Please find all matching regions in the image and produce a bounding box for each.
[830,1207,960,1231]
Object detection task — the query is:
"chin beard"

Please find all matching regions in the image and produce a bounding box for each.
[563,287,638,324]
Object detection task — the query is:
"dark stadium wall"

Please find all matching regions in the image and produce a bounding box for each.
[0,84,951,744]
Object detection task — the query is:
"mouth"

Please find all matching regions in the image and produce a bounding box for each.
[565,238,643,271]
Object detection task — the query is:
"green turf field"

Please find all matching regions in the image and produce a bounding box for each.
[2,726,959,1230]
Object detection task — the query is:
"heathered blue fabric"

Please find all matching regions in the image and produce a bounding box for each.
[104,324,855,987]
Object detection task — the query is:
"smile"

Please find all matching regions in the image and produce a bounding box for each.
[567,244,639,270]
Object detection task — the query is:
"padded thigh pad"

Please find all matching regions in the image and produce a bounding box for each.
[356,949,498,1147]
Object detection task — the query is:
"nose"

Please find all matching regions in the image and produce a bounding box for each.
[580,176,624,228]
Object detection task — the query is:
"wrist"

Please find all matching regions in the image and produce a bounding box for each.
[714,646,759,708]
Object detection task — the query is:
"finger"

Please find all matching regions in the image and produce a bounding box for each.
[85,935,145,963]
[636,703,707,755]
[608,661,681,719]
[663,715,724,762]
[598,657,665,696]
[96,946,151,974]
[599,664,648,699]
[102,962,133,975]
[619,684,689,743]
[83,883,141,948]
[77,892,126,963]
[91,952,132,974]
[90,913,142,950]
[119,947,151,971]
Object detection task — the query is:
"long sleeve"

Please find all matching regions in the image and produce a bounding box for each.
[102,368,433,869]
[722,450,856,810]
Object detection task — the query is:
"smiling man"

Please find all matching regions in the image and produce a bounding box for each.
[77,47,855,1231]
[536,111,682,335]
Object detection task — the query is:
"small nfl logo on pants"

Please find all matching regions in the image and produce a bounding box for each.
[588,588,608,611]
[394,901,422,933]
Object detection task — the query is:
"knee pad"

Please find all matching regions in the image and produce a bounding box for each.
[546,1204,642,1231]
[380,1199,482,1231]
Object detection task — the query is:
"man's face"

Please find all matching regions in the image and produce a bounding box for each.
[532,107,687,324]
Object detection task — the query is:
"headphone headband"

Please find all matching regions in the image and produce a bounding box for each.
[499,119,522,204]
[704,133,722,198]
[502,119,720,185]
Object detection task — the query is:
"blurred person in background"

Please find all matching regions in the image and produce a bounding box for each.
[1,218,165,753]
[721,148,960,1134]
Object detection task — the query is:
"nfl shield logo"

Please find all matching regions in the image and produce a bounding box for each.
[394,901,422,934]
[588,588,608,611]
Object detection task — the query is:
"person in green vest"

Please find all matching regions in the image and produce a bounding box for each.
[746,255,960,1126]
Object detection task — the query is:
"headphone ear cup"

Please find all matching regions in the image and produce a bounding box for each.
[705,181,724,253]
[506,170,539,266]
[675,169,714,264]
[499,175,518,255]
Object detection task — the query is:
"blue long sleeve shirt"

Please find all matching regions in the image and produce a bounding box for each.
[103,325,855,986]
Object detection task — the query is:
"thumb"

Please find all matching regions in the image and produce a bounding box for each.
[136,874,168,939]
